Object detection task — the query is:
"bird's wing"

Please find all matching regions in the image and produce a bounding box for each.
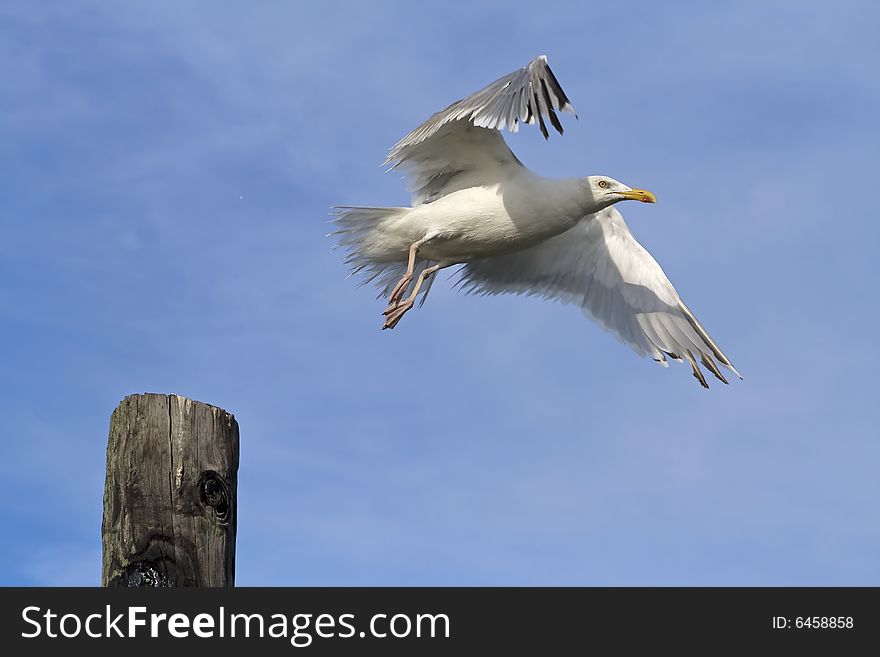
[457,207,740,388]
[386,55,577,205]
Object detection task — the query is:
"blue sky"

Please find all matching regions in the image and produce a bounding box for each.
[1,1,878,585]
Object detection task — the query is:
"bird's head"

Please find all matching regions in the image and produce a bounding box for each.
[583,176,656,212]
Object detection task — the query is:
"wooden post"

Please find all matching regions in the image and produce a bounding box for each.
[101,393,239,587]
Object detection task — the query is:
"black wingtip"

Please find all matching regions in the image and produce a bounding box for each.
[700,353,729,385]
[532,91,549,138]
[685,350,709,389]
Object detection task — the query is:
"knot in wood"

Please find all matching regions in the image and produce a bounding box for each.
[112,561,171,587]
[198,470,230,523]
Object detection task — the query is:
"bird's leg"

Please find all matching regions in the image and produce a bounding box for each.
[383,264,441,330]
[386,236,431,310]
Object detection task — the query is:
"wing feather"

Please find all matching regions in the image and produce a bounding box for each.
[456,207,740,387]
[385,55,577,205]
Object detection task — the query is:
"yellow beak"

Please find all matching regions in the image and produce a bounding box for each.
[618,188,656,203]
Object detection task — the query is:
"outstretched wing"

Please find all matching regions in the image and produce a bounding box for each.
[386,55,577,205]
[457,207,740,388]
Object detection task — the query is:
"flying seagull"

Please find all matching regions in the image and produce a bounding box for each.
[333,55,739,388]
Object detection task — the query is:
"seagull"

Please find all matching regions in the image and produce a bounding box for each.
[333,55,739,388]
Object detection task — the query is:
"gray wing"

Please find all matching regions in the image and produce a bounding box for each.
[386,55,577,205]
[457,207,740,388]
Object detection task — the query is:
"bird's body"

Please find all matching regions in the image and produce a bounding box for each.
[333,55,739,387]
[355,172,587,265]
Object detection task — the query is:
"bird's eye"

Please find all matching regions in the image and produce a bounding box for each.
[598,180,609,188]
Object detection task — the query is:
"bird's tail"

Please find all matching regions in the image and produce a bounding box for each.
[330,206,437,302]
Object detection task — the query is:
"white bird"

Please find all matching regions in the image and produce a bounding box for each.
[333,55,739,388]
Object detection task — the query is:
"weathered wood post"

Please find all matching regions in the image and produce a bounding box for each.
[101,393,239,587]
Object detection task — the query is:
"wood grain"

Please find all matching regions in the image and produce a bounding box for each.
[101,393,239,587]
